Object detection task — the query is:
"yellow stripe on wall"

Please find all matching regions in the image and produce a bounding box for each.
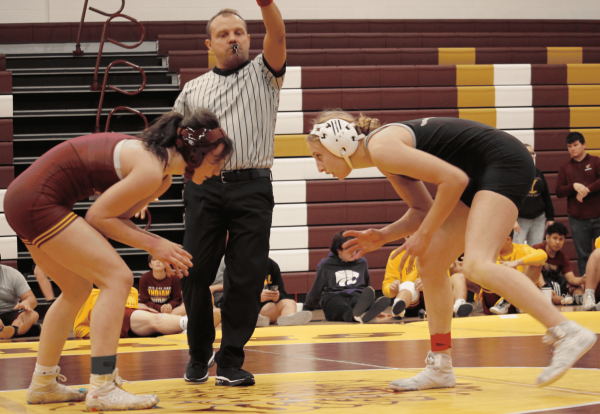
[439,48,476,65]
[569,85,600,106]
[275,135,312,157]
[570,107,600,128]
[547,47,583,64]
[456,65,494,86]
[458,108,496,127]
[571,129,600,149]
[567,64,600,85]
[457,86,495,108]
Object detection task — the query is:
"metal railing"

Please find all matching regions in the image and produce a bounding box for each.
[95,60,148,133]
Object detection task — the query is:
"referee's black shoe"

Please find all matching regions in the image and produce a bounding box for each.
[184,351,215,383]
[215,367,255,387]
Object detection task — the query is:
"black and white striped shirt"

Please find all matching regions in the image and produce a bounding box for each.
[173,53,285,171]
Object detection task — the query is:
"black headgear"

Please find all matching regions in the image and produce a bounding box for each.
[176,126,227,178]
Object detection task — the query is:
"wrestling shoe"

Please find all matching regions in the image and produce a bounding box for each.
[573,294,583,306]
[389,351,456,391]
[277,311,312,326]
[537,320,597,387]
[490,298,510,315]
[86,368,159,411]
[360,297,391,323]
[352,287,376,320]
[256,314,270,327]
[215,367,255,387]
[582,291,597,311]
[392,299,406,317]
[560,295,574,306]
[184,351,215,383]
[26,367,87,404]
[453,299,473,318]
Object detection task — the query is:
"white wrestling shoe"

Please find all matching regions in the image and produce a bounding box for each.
[277,311,312,326]
[86,368,159,411]
[582,291,597,311]
[256,314,270,327]
[389,351,456,391]
[26,367,87,404]
[537,320,597,387]
[453,299,473,318]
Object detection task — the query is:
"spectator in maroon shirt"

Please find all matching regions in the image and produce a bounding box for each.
[533,223,586,305]
[556,132,600,276]
[139,255,185,316]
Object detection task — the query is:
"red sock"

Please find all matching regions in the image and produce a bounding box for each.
[431,333,451,352]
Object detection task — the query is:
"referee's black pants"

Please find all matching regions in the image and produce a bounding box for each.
[180,176,273,369]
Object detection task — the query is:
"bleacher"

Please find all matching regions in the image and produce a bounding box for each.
[1,18,599,319]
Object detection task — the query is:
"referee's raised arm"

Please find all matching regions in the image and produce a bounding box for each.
[259,0,286,73]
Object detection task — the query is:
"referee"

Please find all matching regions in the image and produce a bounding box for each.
[173,3,286,386]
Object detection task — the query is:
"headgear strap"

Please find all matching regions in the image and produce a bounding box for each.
[176,126,228,181]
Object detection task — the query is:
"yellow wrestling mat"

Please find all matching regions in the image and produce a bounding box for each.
[1,368,599,413]
[0,313,599,359]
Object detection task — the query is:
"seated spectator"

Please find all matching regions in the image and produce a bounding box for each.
[533,223,586,307]
[448,257,476,317]
[0,264,41,339]
[33,265,55,302]
[210,256,226,309]
[139,255,185,316]
[224,258,312,326]
[582,237,600,311]
[304,231,390,323]
[382,247,424,318]
[482,230,547,315]
[74,287,197,339]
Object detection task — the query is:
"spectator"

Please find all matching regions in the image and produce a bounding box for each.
[210,257,225,309]
[556,131,600,276]
[0,264,40,339]
[224,258,311,326]
[482,230,547,315]
[448,257,476,317]
[33,265,55,302]
[582,237,600,311]
[382,247,426,318]
[533,223,586,306]
[138,255,185,316]
[513,144,554,246]
[74,288,194,339]
[304,232,390,323]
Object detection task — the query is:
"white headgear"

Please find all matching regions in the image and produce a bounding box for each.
[309,119,365,170]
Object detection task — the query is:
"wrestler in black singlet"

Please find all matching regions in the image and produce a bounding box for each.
[366,117,535,209]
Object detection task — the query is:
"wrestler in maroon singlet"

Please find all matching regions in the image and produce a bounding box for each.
[4,133,130,248]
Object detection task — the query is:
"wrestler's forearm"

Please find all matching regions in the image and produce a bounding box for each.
[415,178,467,239]
[91,217,162,252]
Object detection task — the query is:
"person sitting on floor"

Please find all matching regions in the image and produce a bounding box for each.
[0,263,41,339]
[533,222,587,307]
[223,257,312,327]
[582,237,600,311]
[73,287,197,339]
[482,230,548,315]
[138,255,186,316]
[448,256,477,317]
[33,265,55,302]
[382,245,424,319]
[210,256,226,309]
[303,231,390,323]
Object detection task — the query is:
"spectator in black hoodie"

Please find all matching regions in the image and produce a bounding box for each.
[513,144,554,246]
[304,232,390,323]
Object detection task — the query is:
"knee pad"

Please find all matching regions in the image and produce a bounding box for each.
[400,281,418,303]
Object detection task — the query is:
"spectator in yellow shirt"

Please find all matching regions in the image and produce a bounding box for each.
[483,230,548,315]
[582,237,600,311]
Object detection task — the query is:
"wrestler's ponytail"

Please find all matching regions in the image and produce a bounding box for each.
[140,109,233,167]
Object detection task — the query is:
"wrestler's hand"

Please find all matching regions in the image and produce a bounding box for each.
[389,280,400,296]
[135,199,159,220]
[150,239,193,278]
[342,229,386,260]
[394,230,431,272]
[14,302,33,312]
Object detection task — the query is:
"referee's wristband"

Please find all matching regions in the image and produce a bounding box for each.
[256,0,273,7]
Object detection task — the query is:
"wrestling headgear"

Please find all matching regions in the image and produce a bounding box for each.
[176,126,227,178]
[309,119,365,169]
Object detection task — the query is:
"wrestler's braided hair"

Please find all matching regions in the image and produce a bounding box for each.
[140,109,232,168]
